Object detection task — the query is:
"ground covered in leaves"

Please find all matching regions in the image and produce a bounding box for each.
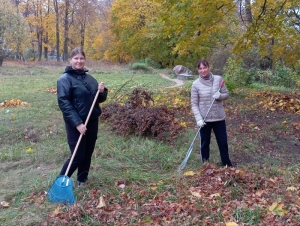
[36,163,300,225]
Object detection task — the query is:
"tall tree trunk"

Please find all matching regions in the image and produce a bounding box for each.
[37,31,43,61]
[0,48,4,66]
[44,0,50,59]
[80,23,85,49]
[53,0,60,61]
[63,0,70,61]
[245,0,252,23]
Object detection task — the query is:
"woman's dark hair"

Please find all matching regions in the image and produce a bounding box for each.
[197,59,209,69]
[70,48,86,59]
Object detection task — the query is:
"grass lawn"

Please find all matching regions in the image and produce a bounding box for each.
[0,61,300,225]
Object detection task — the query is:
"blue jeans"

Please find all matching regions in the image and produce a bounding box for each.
[60,118,99,182]
[199,120,232,166]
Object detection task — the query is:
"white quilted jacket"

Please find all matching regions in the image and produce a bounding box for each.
[191,73,229,122]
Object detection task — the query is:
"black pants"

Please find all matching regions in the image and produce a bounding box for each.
[60,118,99,182]
[199,120,232,166]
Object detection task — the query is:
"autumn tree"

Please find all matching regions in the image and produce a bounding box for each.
[233,0,300,69]
[89,0,118,61]
[107,0,158,63]
[0,0,29,66]
[107,0,237,67]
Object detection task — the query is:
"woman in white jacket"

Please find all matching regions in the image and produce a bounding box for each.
[191,59,232,167]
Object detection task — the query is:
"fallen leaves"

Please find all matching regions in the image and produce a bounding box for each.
[0,99,28,108]
[286,186,297,192]
[226,222,239,226]
[183,171,196,176]
[45,87,57,94]
[96,196,106,209]
[25,147,33,153]
[269,202,288,216]
[0,201,10,208]
[40,164,300,225]
[247,90,300,114]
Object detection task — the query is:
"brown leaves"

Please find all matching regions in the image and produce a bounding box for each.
[45,87,57,94]
[0,99,28,108]
[41,164,300,225]
[247,90,300,114]
[101,89,184,143]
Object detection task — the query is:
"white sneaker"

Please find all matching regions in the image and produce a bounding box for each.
[77,181,86,188]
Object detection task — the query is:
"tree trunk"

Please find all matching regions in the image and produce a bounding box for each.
[245,0,252,23]
[0,48,4,66]
[44,0,50,59]
[80,23,85,49]
[53,0,60,61]
[37,31,43,61]
[63,0,70,61]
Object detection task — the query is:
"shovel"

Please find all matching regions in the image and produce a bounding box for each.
[47,89,100,205]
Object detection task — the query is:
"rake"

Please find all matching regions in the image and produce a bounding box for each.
[47,89,100,205]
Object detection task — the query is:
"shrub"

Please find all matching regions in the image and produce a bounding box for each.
[131,62,150,71]
[269,64,300,89]
[223,58,254,92]
[145,57,162,69]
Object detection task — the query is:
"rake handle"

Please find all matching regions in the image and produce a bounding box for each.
[203,80,225,121]
[64,89,100,176]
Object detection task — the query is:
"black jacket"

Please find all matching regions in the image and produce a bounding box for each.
[57,66,108,127]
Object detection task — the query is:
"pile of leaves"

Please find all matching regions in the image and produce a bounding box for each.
[100,89,184,142]
[0,99,28,108]
[39,163,300,225]
[45,87,57,94]
[246,90,300,114]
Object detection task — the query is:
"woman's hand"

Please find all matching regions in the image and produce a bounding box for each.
[76,123,87,135]
[98,82,105,93]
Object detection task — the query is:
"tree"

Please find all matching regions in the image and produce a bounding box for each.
[0,0,30,66]
[233,0,300,69]
[107,0,237,67]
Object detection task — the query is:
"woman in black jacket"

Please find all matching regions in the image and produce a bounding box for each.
[57,48,108,188]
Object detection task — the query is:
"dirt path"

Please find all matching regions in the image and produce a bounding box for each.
[159,73,184,88]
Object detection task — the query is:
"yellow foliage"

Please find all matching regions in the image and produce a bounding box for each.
[25,147,33,153]
[184,171,196,176]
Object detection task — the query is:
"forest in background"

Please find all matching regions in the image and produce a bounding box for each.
[0,0,300,86]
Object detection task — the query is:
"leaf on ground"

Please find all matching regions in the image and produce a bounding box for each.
[191,191,201,198]
[286,186,297,192]
[225,222,239,226]
[96,196,106,209]
[0,201,10,208]
[269,202,288,216]
[210,193,221,198]
[25,147,33,153]
[255,190,264,196]
[45,87,57,94]
[49,206,61,217]
[184,171,196,176]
